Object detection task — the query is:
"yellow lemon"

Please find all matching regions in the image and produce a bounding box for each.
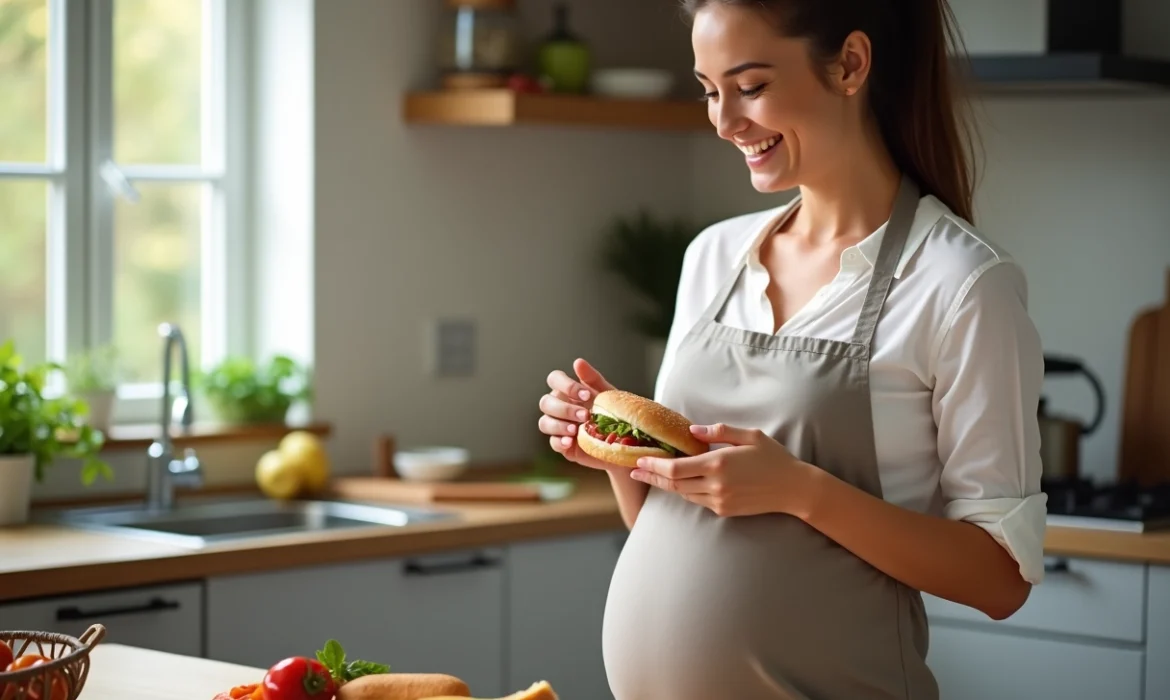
[256,449,303,500]
[279,431,331,492]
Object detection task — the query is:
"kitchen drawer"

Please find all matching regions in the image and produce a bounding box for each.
[923,556,1145,643]
[927,623,1143,700]
[0,582,204,657]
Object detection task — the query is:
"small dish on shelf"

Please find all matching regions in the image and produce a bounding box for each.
[592,68,675,100]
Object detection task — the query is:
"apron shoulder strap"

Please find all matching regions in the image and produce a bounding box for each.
[697,202,800,324]
[851,175,920,350]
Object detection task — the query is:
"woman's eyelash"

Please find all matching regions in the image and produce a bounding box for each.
[699,84,767,101]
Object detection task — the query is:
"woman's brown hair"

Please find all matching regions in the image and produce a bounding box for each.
[683,0,979,223]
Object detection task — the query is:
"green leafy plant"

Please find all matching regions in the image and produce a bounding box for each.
[598,210,701,339]
[64,344,120,393]
[315,639,390,683]
[0,340,113,484]
[197,354,313,424]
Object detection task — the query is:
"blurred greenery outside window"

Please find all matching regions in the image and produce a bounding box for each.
[0,0,247,423]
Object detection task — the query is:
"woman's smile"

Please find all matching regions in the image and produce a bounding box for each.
[736,134,783,168]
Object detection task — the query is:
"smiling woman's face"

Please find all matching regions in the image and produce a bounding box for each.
[692,4,861,193]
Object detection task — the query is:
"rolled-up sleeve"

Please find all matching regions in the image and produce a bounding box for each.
[931,260,1049,585]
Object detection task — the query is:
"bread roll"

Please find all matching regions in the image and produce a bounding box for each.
[422,680,558,700]
[335,673,470,700]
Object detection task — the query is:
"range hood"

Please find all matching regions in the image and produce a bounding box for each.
[951,0,1170,91]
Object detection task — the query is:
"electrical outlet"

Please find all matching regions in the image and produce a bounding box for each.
[433,318,476,378]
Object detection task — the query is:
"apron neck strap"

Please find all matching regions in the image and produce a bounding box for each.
[851,174,920,349]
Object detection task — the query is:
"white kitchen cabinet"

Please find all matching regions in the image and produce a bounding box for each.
[923,556,1146,643]
[927,624,1144,700]
[207,548,505,696]
[0,582,203,657]
[507,530,625,700]
[1148,565,1170,700]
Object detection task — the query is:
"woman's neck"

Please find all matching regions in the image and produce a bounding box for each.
[787,123,903,245]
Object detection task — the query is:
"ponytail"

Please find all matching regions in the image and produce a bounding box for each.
[683,0,979,223]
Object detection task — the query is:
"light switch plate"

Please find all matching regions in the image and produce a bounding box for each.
[432,318,476,378]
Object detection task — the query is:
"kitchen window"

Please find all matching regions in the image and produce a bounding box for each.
[0,0,249,423]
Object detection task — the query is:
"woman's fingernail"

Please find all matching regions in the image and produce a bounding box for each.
[561,436,573,446]
[567,424,577,434]
[691,425,708,435]
[579,390,591,400]
[577,409,588,420]
[629,470,643,481]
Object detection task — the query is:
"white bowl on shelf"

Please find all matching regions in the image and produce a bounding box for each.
[394,447,470,482]
[592,68,675,100]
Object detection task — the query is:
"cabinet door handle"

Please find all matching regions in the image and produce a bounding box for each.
[403,553,501,576]
[1044,557,1071,574]
[56,596,180,622]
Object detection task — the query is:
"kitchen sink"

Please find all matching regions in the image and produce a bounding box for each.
[39,497,457,548]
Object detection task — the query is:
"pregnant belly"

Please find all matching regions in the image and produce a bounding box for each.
[601,490,928,700]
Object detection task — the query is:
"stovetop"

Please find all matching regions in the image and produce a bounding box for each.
[1043,478,1170,533]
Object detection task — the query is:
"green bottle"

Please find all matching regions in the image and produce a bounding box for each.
[538,3,590,94]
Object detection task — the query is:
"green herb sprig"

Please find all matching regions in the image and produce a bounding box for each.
[315,639,390,684]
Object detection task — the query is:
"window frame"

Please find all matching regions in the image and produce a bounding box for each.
[0,0,252,424]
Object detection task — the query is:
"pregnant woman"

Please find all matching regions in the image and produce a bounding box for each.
[537,1,1047,698]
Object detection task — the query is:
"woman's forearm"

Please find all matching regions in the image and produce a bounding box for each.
[607,469,650,529]
[798,464,1032,620]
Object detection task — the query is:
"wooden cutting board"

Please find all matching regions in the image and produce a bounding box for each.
[1119,267,1170,486]
[330,476,543,504]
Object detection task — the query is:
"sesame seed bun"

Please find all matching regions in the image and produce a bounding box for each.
[577,390,707,468]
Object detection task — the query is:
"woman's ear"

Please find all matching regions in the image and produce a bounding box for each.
[834,30,873,96]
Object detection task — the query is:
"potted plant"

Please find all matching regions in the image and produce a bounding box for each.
[0,340,113,526]
[197,354,313,425]
[64,344,120,432]
[598,209,700,387]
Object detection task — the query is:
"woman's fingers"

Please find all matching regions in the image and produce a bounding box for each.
[547,369,596,403]
[538,413,578,438]
[573,358,616,394]
[539,392,590,423]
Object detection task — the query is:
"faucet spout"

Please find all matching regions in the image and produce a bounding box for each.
[146,323,202,511]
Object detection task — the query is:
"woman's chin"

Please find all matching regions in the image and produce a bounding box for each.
[749,170,797,194]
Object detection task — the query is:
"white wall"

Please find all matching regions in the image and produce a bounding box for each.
[687,95,1170,483]
[312,0,695,472]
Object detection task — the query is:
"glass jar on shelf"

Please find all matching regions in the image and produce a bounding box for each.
[437,0,522,90]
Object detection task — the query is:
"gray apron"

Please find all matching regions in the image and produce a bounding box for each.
[602,176,938,700]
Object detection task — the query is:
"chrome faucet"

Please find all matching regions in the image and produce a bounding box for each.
[145,323,202,511]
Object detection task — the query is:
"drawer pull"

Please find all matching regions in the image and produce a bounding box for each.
[1044,558,1071,574]
[56,596,180,621]
[403,554,501,576]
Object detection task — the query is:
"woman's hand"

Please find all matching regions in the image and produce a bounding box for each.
[538,358,620,471]
[630,423,815,518]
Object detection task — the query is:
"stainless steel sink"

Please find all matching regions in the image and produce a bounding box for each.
[39,497,457,548]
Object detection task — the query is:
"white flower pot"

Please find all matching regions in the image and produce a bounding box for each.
[0,454,35,526]
[80,389,116,432]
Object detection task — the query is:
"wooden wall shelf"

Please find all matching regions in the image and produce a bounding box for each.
[93,420,333,450]
[403,90,712,132]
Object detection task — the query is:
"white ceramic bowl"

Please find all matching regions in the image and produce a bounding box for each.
[592,68,675,100]
[394,447,470,482]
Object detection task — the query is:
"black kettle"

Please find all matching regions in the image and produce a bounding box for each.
[1039,354,1105,481]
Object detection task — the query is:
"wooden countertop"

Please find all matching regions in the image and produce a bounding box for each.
[0,471,624,603]
[3,473,1170,604]
[83,644,263,700]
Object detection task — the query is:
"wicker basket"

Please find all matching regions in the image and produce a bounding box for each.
[0,624,106,700]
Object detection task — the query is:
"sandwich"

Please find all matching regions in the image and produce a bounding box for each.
[577,390,707,468]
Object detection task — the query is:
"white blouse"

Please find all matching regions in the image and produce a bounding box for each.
[654,193,1049,585]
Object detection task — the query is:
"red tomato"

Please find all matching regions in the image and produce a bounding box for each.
[0,641,13,673]
[262,657,335,700]
[4,655,66,700]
